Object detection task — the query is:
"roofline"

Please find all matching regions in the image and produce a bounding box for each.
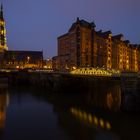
[6,50,43,53]
[57,33,69,39]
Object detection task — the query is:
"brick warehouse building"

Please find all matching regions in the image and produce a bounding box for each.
[54,18,140,72]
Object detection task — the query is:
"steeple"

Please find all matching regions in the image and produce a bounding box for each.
[0,3,8,52]
[0,4,4,21]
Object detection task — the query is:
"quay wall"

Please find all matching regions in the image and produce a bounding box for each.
[0,71,139,93]
[0,71,120,89]
[1,71,140,111]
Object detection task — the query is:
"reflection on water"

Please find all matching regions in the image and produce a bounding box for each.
[0,81,139,140]
[0,89,9,131]
[86,81,122,112]
[70,107,111,130]
[106,87,121,111]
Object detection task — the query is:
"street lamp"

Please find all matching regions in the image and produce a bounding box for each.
[27,56,30,63]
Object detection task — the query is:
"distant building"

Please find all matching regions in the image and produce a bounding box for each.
[2,50,43,69]
[57,18,140,72]
[52,56,59,71]
[43,58,52,69]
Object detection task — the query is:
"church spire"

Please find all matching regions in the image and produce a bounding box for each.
[1,3,3,10]
[0,3,8,52]
[0,3,4,21]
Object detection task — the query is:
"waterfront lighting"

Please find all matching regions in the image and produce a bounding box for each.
[106,121,111,130]
[16,65,19,69]
[99,119,104,128]
[93,116,98,125]
[72,66,77,70]
[70,67,120,77]
[88,114,93,123]
[27,56,30,63]
[27,56,30,60]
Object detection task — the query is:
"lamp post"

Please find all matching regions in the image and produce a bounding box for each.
[26,56,30,68]
[27,56,30,63]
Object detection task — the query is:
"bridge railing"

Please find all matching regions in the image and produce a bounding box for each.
[70,68,120,77]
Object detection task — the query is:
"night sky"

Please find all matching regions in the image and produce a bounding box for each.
[3,0,140,58]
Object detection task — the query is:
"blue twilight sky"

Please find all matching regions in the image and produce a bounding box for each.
[2,0,140,58]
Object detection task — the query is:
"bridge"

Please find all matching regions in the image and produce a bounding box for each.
[0,68,138,78]
[70,67,120,77]
[0,68,139,94]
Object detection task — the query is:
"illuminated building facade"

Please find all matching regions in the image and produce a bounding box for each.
[0,4,8,53]
[57,18,140,72]
[52,56,59,71]
[43,58,52,69]
[2,51,43,69]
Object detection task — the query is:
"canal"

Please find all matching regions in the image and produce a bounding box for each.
[0,81,140,140]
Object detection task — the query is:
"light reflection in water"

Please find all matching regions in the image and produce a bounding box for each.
[106,86,121,111]
[70,107,111,130]
[0,90,9,130]
[86,83,122,112]
[0,86,139,140]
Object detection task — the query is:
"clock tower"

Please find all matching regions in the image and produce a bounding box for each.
[0,4,8,52]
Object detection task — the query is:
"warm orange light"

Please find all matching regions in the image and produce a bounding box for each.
[70,107,112,130]
[106,121,111,130]
[16,65,19,69]
[99,119,104,128]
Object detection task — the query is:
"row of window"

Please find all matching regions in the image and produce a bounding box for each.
[6,61,41,65]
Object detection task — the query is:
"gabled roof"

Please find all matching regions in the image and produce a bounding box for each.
[130,44,140,48]
[69,17,96,32]
[58,33,69,39]
[112,34,124,40]
[124,40,130,44]
[96,30,112,38]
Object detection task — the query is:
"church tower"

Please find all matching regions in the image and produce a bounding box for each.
[0,4,8,52]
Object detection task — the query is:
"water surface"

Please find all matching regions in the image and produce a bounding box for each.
[0,83,140,140]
